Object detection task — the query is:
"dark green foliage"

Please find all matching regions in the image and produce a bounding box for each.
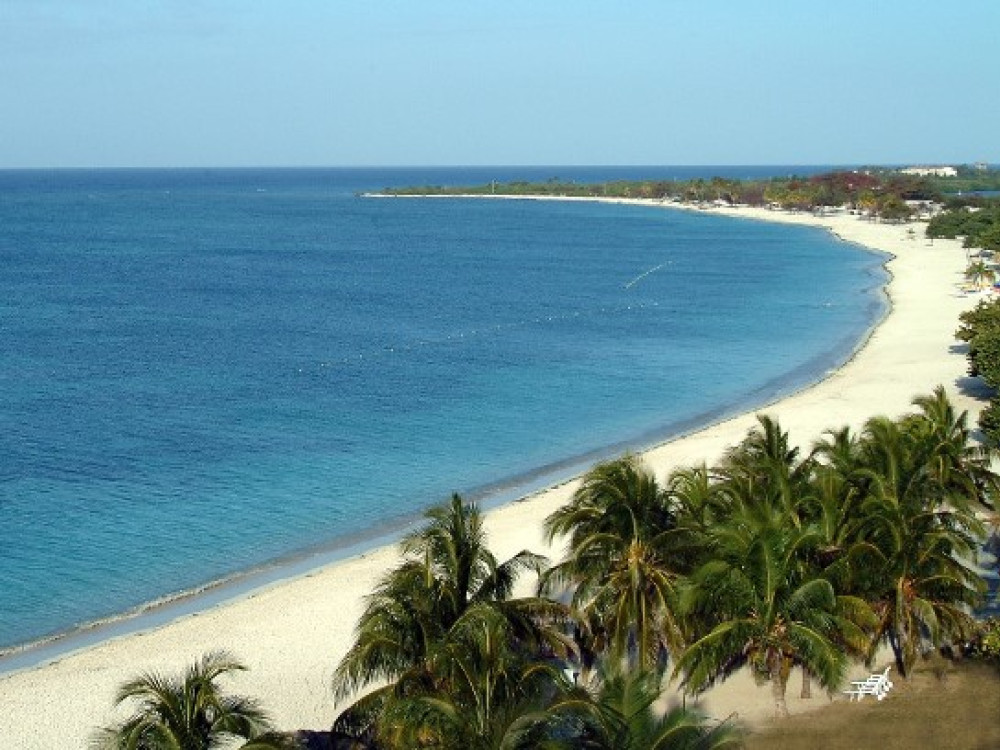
[978,400,1000,449]
[845,407,989,676]
[956,298,1000,343]
[333,603,580,750]
[877,194,913,223]
[927,205,1000,247]
[956,297,1000,444]
[965,617,1000,667]
[672,391,992,703]
[381,167,1000,221]
[92,651,295,750]
[932,166,1000,194]
[541,456,689,673]
[330,390,994,739]
[980,222,1000,254]
[331,494,578,748]
[967,328,1000,385]
[331,494,564,704]
[572,665,744,750]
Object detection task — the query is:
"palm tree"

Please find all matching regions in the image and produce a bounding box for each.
[91,651,292,749]
[848,413,988,676]
[675,523,851,718]
[667,463,727,541]
[542,456,688,673]
[909,385,999,510]
[579,665,743,750]
[707,416,873,703]
[334,615,743,750]
[332,494,563,702]
[965,259,995,289]
[805,391,996,680]
[714,414,816,528]
[333,602,583,750]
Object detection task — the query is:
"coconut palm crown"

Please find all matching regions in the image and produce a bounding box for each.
[332,493,565,702]
[542,455,692,673]
[91,650,290,750]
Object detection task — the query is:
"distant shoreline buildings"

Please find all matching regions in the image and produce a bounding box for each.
[900,165,959,177]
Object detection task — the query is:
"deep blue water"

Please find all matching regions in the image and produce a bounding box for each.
[0,166,887,655]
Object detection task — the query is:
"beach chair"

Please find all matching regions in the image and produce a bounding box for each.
[843,666,893,701]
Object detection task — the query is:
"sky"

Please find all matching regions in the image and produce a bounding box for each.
[1,1,998,168]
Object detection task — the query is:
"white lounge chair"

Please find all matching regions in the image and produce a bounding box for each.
[843,666,893,701]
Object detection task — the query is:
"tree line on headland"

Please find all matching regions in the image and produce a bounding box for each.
[382,165,1000,225]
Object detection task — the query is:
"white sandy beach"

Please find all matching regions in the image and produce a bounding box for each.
[0,203,986,748]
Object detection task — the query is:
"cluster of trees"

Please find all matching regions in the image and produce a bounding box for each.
[943,198,1000,444]
[382,167,1000,222]
[91,387,997,749]
[957,298,1000,445]
[327,492,740,749]
[938,165,1000,194]
[318,388,995,748]
[927,204,1000,254]
[384,171,933,217]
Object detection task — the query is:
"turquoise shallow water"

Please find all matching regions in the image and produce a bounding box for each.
[0,167,887,655]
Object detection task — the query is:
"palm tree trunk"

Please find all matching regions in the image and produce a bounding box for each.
[800,667,812,699]
[770,655,791,718]
[771,673,790,718]
[888,628,908,678]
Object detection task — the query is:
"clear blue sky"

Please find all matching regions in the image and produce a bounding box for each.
[2,1,998,168]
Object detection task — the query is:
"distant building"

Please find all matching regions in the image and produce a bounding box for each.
[900,165,958,177]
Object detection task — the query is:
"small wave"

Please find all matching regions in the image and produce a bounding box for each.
[0,568,260,663]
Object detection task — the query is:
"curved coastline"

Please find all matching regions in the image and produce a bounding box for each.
[0,201,886,667]
[0,209,887,674]
[0,201,981,748]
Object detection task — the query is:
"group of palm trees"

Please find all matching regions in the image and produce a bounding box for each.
[94,387,996,749]
[322,386,994,747]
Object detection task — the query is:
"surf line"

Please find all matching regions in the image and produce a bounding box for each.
[623,261,669,290]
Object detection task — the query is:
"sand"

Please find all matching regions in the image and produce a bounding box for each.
[0,203,986,748]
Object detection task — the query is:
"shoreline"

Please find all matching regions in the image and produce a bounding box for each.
[0,201,983,747]
[0,199,888,672]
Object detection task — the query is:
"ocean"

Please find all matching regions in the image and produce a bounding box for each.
[0,166,887,661]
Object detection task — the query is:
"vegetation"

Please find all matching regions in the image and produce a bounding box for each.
[318,390,995,746]
[541,456,688,675]
[379,166,1000,223]
[92,651,295,750]
[91,183,1000,740]
[964,617,1000,668]
[95,386,996,746]
[330,494,565,704]
[957,296,1000,446]
[574,665,743,750]
[927,204,1000,251]
[81,163,1000,746]
[330,494,577,748]
[933,193,1000,444]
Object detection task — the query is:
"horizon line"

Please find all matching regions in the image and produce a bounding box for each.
[1,161,994,172]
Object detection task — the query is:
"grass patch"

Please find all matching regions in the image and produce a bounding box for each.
[744,660,1000,750]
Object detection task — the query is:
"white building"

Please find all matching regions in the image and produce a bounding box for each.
[900,165,958,177]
